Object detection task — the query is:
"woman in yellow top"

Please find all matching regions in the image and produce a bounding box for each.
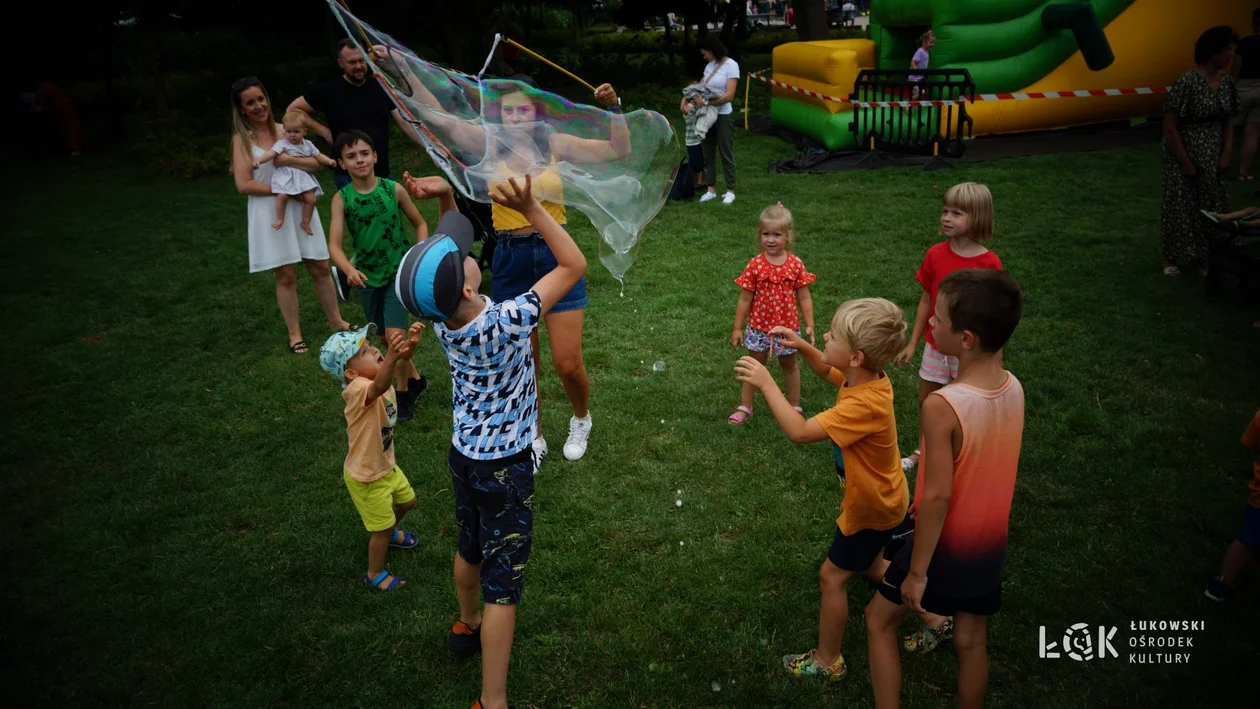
[378,46,629,462]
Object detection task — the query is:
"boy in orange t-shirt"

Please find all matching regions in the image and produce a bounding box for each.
[735,297,910,683]
[1204,408,1260,602]
[866,269,1025,709]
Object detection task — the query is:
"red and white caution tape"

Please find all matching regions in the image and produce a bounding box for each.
[747,70,1170,108]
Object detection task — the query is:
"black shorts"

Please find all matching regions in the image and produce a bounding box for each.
[828,521,901,573]
[877,533,1002,616]
[448,446,535,605]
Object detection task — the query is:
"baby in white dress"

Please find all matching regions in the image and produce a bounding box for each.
[253,110,337,234]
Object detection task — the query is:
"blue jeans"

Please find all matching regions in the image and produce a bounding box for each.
[491,232,588,313]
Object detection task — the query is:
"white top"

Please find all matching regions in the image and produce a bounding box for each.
[703,59,740,116]
[247,144,329,272]
[434,292,542,460]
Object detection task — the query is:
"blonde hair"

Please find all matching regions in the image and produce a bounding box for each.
[231,81,277,161]
[758,202,795,248]
[829,298,907,371]
[941,182,994,241]
[281,110,308,129]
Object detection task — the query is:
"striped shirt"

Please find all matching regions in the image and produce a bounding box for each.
[435,292,541,460]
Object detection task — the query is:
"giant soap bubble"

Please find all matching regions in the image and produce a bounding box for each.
[326,1,679,287]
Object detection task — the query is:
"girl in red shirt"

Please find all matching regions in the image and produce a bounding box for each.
[896,183,1003,470]
[729,203,817,424]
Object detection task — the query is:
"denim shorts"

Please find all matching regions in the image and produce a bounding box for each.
[491,232,588,314]
[448,446,536,605]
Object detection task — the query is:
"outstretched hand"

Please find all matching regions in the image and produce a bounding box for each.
[489,175,536,213]
[389,323,425,359]
[734,356,774,390]
[768,326,807,352]
[403,172,451,201]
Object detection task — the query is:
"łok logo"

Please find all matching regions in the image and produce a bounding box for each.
[1039,623,1118,661]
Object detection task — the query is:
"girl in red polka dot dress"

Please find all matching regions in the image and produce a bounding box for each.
[729,203,816,424]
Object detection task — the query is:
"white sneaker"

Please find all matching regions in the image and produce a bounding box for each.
[698,191,717,203]
[722,191,736,204]
[563,415,593,460]
[531,436,548,471]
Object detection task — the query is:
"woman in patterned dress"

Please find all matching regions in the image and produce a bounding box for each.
[1161,27,1240,276]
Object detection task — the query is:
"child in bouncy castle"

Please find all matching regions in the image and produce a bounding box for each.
[729,202,816,426]
[892,182,1004,653]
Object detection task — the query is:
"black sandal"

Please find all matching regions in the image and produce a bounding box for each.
[289,340,309,354]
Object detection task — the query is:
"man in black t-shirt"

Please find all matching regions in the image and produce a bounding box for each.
[288,39,421,189]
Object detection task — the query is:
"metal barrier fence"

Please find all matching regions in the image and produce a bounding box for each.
[850,69,975,164]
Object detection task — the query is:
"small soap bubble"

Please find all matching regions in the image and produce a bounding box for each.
[675,499,683,507]
[661,419,666,424]
[711,682,722,693]
[760,638,768,647]
[679,541,685,546]
[676,489,682,494]
[652,360,665,371]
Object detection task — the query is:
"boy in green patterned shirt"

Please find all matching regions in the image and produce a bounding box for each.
[329,129,430,421]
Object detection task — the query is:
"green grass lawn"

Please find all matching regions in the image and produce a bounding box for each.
[2,123,1259,708]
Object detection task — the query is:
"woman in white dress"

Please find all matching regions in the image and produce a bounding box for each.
[231,76,349,354]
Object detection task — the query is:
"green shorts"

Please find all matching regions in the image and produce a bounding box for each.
[358,283,409,333]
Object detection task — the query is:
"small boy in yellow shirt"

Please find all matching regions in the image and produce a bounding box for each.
[1204,408,1260,601]
[319,321,425,591]
[735,297,910,682]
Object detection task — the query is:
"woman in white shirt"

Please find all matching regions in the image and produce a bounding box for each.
[681,34,740,204]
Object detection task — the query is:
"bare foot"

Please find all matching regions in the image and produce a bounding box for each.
[272,218,284,230]
[300,220,313,235]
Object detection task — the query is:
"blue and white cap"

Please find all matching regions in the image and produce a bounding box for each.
[319,323,378,388]
[395,210,476,321]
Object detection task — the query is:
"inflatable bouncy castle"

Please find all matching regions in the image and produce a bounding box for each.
[770,1,1254,151]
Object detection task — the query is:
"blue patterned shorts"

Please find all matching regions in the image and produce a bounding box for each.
[448,446,535,605]
[744,326,800,357]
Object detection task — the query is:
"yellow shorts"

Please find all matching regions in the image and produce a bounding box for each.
[344,466,417,532]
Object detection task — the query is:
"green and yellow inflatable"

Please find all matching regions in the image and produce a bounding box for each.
[770,0,1253,151]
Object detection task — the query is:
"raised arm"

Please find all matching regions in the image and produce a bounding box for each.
[490,176,586,314]
[371,45,485,154]
[394,182,429,242]
[768,327,830,380]
[231,135,274,196]
[403,172,458,219]
[288,96,333,144]
[552,83,630,163]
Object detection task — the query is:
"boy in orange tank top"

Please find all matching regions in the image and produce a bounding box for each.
[864,269,1025,709]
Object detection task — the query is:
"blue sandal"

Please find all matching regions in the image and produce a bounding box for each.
[389,529,418,549]
[365,569,405,591]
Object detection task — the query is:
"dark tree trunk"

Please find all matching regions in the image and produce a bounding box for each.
[794,0,828,41]
[664,19,674,68]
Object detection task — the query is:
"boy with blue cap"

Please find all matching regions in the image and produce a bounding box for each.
[319,320,425,592]
[396,173,586,709]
